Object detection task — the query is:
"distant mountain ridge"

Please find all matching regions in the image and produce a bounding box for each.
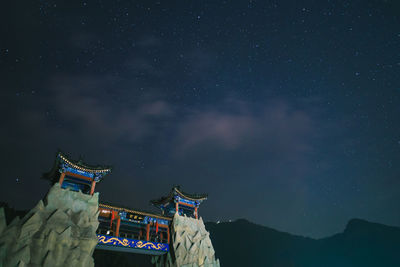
[205,218,400,267]
[1,203,399,266]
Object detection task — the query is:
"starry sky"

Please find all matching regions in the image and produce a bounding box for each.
[1,0,399,238]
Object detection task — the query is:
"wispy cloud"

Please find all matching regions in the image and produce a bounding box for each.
[6,74,173,150]
[175,99,315,160]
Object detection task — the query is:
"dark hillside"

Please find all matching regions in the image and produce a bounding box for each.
[206,219,315,267]
[206,218,400,267]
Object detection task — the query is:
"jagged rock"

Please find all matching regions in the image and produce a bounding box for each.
[0,183,99,267]
[20,213,41,238]
[0,208,6,235]
[153,213,220,267]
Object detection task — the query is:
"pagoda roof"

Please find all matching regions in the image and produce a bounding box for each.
[99,203,172,221]
[57,151,112,174]
[151,186,208,207]
[43,151,112,183]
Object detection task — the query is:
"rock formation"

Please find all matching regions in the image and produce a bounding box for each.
[152,213,220,267]
[0,183,99,267]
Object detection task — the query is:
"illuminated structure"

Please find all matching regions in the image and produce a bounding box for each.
[96,203,171,255]
[151,186,207,219]
[43,152,209,256]
[44,151,111,195]
[95,187,207,254]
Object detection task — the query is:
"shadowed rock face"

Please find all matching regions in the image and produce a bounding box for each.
[152,213,220,267]
[0,183,99,267]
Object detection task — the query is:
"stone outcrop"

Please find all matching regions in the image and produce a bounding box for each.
[0,183,99,267]
[152,213,220,267]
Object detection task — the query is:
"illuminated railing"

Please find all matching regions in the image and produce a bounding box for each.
[97,234,169,253]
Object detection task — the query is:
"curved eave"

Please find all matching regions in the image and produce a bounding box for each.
[174,188,207,201]
[58,153,112,174]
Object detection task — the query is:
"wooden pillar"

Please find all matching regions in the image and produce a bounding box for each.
[175,202,179,214]
[195,207,198,219]
[160,232,163,242]
[139,229,142,240]
[59,172,66,186]
[110,210,116,230]
[167,227,170,244]
[146,223,150,241]
[90,180,96,195]
[115,216,121,237]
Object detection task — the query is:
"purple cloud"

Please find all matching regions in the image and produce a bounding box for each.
[175,99,315,158]
[178,111,256,150]
[12,74,174,147]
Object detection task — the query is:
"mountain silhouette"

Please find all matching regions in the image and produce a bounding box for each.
[205,218,400,267]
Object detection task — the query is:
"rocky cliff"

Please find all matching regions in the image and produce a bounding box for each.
[0,183,99,267]
[152,213,220,267]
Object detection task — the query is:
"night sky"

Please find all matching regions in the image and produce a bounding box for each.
[1,0,399,238]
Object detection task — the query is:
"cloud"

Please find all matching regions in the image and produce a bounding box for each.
[136,100,172,116]
[175,99,315,159]
[178,111,256,150]
[125,57,164,77]
[8,74,173,150]
[6,74,316,168]
[53,77,173,143]
[136,35,161,47]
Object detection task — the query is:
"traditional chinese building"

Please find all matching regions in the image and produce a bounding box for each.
[97,203,172,253]
[43,151,112,195]
[42,151,211,256]
[150,186,207,219]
